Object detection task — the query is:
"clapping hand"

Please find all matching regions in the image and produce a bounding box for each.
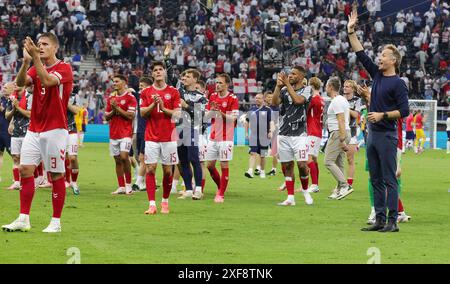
[23,37,40,60]
[348,3,358,32]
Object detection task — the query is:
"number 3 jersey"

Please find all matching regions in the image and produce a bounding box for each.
[27,60,73,132]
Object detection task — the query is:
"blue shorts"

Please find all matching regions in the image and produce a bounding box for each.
[0,133,11,154]
[406,131,415,140]
[136,132,145,155]
[249,145,269,157]
[178,145,200,164]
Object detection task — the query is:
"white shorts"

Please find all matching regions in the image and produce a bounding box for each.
[11,137,24,155]
[278,135,309,162]
[145,141,178,165]
[198,134,208,162]
[67,133,79,156]
[306,136,322,157]
[349,136,358,145]
[205,140,234,162]
[110,137,132,156]
[20,129,68,173]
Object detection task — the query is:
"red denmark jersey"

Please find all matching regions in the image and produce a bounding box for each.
[106,91,137,139]
[405,114,414,131]
[27,60,73,132]
[140,85,181,142]
[397,118,403,150]
[307,94,325,138]
[206,92,239,141]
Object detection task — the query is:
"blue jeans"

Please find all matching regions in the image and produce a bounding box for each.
[366,130,399,223]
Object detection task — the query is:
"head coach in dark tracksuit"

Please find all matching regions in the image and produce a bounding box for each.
[348,7,409,232]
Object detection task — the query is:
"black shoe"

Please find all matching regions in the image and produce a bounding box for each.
[132,184,140,192]
[244,172,253,178]
[361,220,386,231]
[378,221,399,233]
[254,169,260,176]
[268,169,276,176]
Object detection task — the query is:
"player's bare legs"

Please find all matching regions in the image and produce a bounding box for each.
[346,144,357,188]
[171,165,181,194]
[69,154,79,195]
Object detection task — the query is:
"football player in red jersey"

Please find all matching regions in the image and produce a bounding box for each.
[204,73,239,203]
[305,77,324,193]
[106,74,137,195]
[2,33,73,233]
[140,61,181,214]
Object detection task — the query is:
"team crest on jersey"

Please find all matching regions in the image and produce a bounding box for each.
[121,100,126,105]
[222,102,227,108]
[165,94,171,100]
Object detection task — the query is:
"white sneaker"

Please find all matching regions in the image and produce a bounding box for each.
[336,185,354,200]
[125,185,133,195]
[308,184,320,193]
[260,172,266,179]
[42,221,61,233]
[111,187,126,195]
[277,199,296,206]
[244,171,254,178]
[178,190,193,199]
[39,179,52,188]
[367,209,376,225]
[328,188,339,199]
[65,181,70,188]
[2,217,31,232]
[303,191,314,205]
[71,182,80,195]
[7,181,21,190]
[192,190,203,200]
[397,212,411,223]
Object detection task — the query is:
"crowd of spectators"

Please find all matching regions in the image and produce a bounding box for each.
[0,0,449,123]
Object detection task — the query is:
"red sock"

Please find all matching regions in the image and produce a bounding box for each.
[71,169,79,182]
[13,168,20,182]
[218,168,229,196]
[300,176,309,191]
[37,163,43,176]
[65,159,71,183]
[201,179,205,193]
[162,175,172,199]
[308,162,318,185]
[285,178,294,195]
[20,176,35,215]
[315,162,319,185]
[208,167,221,189]
[51,177,66,218]
[125,172,132,184]
[398,198,404,212]
[146,173,156,201]
[347,178,353,186]
[117,174,125,187]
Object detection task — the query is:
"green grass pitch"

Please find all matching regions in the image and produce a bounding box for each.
[0,143,449,263]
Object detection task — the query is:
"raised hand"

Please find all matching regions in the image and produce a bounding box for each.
[163,42,172,57]
[23,37,40,60]
[348,4,358,32]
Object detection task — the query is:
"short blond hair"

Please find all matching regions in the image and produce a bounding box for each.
[344,80,358,93]
[309,77,322,91]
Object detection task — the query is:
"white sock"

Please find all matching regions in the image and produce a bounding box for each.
[51,217,60,225]
[287,194,295,202]
[371,207,375,212]
[162,198,169,203]
[248,167,253,173]
[447,141,450,152]
[149,201,156,206]
[260,170,265,174]
[19,214,29,223]
[256,165,261,171]
[195,186,202,193]
[136,175,144,185]
[185,190,193,193]
[172,179,179,190]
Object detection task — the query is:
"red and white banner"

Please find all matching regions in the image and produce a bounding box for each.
[233,78,258,94]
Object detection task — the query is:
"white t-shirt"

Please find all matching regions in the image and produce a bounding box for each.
[327,95,350,132]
